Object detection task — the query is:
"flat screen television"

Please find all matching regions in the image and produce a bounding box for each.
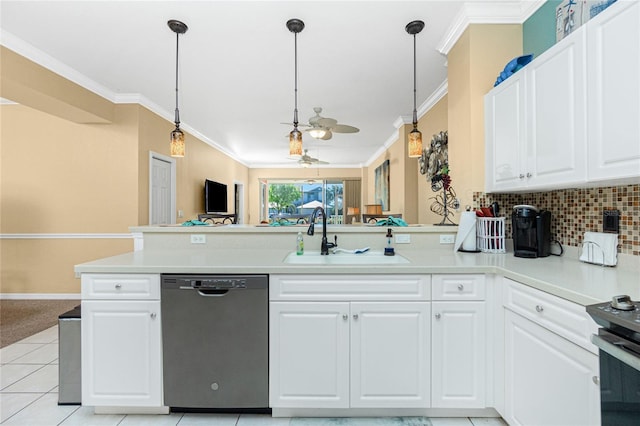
[204,179,228,213]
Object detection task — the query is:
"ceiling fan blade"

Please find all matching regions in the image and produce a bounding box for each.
[320,130,333,140]
[281,122,310,127]
[315,160,330,165]
[331,124,359,133]
[317,117,338,128]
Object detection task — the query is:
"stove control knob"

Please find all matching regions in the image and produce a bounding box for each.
[611,295,635,311]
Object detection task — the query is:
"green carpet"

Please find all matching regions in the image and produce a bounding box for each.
[290,418,431,426]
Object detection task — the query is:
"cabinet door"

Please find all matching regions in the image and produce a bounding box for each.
[81,300,162,407]
[269,302,350,408]
[526,27,587,189]
[350,302,430,408]
[484,71,527,192]
[587,0,640,183]
[432,302,486,408]
[504,311,600,426]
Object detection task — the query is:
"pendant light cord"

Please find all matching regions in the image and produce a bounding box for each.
[412,33,418,127]
[293,31,299,128]
[174,31,180,127]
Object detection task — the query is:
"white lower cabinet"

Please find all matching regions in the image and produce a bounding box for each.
[81,274,163,408]
[503,279,600,426]
[432,301,486,408]
[269,274,431,409]
[431,275,486,409]
[269,302,350,408]
[350,302,430,408]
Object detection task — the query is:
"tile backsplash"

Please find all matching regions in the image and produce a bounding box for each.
[473,184,639,256]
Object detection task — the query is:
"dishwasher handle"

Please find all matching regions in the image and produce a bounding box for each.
[197,289,230,297]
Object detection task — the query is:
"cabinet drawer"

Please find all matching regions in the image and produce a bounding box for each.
[269,275,430,301]
[432,274,485,301]
[82,274,160,300]
[503,278,598,354]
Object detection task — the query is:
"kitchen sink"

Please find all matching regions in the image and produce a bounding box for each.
[283,250,410,265]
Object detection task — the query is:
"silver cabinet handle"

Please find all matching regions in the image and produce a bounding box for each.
[115,284,122,289]
[435,313,441,320]
[150,312,157,319]
[353,314,359,320]
[526,172,532,178]
[535,305,544,313]
[342,314,348,321]
[592,376,599,385]
[519,174,525,179]
[457,284,464,291]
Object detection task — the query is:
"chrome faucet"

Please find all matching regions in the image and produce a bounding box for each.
[307,207,337,255]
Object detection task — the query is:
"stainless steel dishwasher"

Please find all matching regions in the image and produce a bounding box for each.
[161,274,269,412]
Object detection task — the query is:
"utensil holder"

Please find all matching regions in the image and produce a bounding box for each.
[476,217,506,253]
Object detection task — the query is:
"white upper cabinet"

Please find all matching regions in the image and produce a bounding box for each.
[485,1,639,192]
[587,0,640,183]
[526,28,587,189]
[485,71,527,192]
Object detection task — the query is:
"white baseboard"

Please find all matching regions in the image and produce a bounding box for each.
[0,293,81,300]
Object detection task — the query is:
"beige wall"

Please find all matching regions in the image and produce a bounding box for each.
[417,95,449,225]
[366,126,411,220]
[447,24,522,212]
[136,107,250,224]
[0,49,249,294]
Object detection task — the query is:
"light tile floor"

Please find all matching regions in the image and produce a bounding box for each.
[1,326,508,426]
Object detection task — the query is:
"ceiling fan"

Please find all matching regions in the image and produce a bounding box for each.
[296,149,329,168]
[305,107,359,140]
[282,107,359,140]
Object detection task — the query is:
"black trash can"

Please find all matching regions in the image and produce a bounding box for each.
[58,305,81,405]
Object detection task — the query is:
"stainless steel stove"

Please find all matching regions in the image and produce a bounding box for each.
[587,295,640,426]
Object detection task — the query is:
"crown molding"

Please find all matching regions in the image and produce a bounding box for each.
[417,79,448,118]
[437,0,547,55]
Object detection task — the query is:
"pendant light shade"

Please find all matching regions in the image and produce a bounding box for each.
[170,127,185,157]
[406,20,425,158]
[168,19,188,157]
[289,128,303,157]
[287,18,305,157]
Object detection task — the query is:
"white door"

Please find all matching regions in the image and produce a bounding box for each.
[150,154,175,225]
[431,301,486,408]
[526,27,587,189]
[81,300,162,407]
[587,0,640,182]
[269,302,350,408]
[350,302,430,408]
[504,310,600,426]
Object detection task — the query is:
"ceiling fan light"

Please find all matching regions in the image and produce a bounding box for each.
[408,127,422,158]
[170,126,185,157]
[301,161,311,168]
[309,128,327,139]
[289,129,303,157]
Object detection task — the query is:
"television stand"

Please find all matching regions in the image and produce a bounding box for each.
[198,213,237,225]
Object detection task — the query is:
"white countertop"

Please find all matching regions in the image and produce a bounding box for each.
[75,246,640,306]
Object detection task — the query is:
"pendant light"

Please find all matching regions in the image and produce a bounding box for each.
[168,19,188,157]
[406,20,425,158]
[287,18,305,157]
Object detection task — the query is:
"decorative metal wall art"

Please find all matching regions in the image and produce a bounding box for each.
[419,131,459,225]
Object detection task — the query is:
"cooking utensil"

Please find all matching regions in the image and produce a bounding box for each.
[490,202,500,217]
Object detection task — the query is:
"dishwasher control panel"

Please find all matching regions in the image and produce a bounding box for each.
[190,278,247,289]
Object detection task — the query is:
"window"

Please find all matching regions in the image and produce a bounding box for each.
[259,179,354,224]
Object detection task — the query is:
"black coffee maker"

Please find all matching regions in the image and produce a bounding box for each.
[512,205,551,258]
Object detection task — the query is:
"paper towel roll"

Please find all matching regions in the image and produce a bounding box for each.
[454,211,477,252]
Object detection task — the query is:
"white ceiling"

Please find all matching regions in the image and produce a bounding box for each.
[0,1,541,168]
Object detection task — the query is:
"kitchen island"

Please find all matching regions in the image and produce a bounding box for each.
[75,225,639,424]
